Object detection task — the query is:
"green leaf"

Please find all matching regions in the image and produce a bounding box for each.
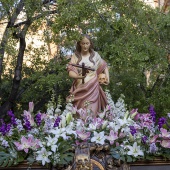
[145,155,154,160]
[120,155,126,162]
[58,152,74,165]
[0,152,14,167]
[127,156,133,162]
[27,156,35,164]
[112,153,120,159]
[7,160,14,167]
[2,159,9,167]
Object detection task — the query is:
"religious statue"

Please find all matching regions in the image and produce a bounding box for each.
[67,34,110,115]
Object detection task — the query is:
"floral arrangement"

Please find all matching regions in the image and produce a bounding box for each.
[0,90,170,168]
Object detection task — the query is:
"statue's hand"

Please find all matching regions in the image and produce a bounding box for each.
[100,81,109,85]
[77,74,86,79]
[102,81,109,85]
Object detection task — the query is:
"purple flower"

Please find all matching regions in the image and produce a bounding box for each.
[8,110,17,125]
[142,136,148,144]
[16,119,24,132]
[0,119,11,136]
[129,126,137,136]
[158,117,166,129]
[149,143,158,153]
[35,113,42,126]
[23,116,31,130]
[6,124,11,132]
[148,105,156,122]
[2,140,9,148]
[54,116,61,127]
[44,118,53,132]
[0,123,6,135]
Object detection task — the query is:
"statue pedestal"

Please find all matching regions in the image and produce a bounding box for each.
[0,158,170,170]
[0,147,170,170]
[129,158,170,170]
[71,143,170,170]
[0,161,49,170]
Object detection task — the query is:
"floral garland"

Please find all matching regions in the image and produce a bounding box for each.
[0,90,170,168]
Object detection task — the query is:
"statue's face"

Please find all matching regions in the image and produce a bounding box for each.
[80,37,91,53]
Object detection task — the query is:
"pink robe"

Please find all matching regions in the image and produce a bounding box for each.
[67,52,108,115]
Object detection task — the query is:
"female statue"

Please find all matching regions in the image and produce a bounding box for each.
[67,34,109,115]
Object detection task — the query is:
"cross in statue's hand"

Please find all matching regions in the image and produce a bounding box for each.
[69,63,95,84]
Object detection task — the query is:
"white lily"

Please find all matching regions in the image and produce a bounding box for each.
[127,142,144,157]
[76,119,85,131]
[59,115,67,127]
[121,126,131,134]
[50,127,67,140]
[36,147,52,165]
[88,123,98,131]
[108,122,121,132]
[45,136,58,152]
[117,116,133,127]
[65,123,77,137]
[91,131,106,145]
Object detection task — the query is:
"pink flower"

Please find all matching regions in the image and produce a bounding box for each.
[130,108,139,120]
[116,142,120,146]
[119,132,126,138]
[23,110,35,126]
[106,130,118,145]
[161,139,170,148]
[76,130,91,141]
[14,136,40,153]
[87,117,103,130]
[138,113,154,129]
[29,102,34,113]
[28,135,40,149]
[158,128,170,148]
[150,135,159,143]
[39,112,47,121]
[159,128,170,139]
[77,108,88,120]
[14,136,32,153]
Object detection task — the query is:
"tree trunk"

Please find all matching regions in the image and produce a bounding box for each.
[0,0,24,81]
[0,23,30,117]
[0,28,8,83]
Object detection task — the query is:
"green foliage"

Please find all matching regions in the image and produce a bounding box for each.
[18,59,71,114]
[57,140,74,165]
[0,152,15,167]
[110,146,121,160]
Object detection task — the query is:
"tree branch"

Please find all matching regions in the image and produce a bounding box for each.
[13,9,59,28]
